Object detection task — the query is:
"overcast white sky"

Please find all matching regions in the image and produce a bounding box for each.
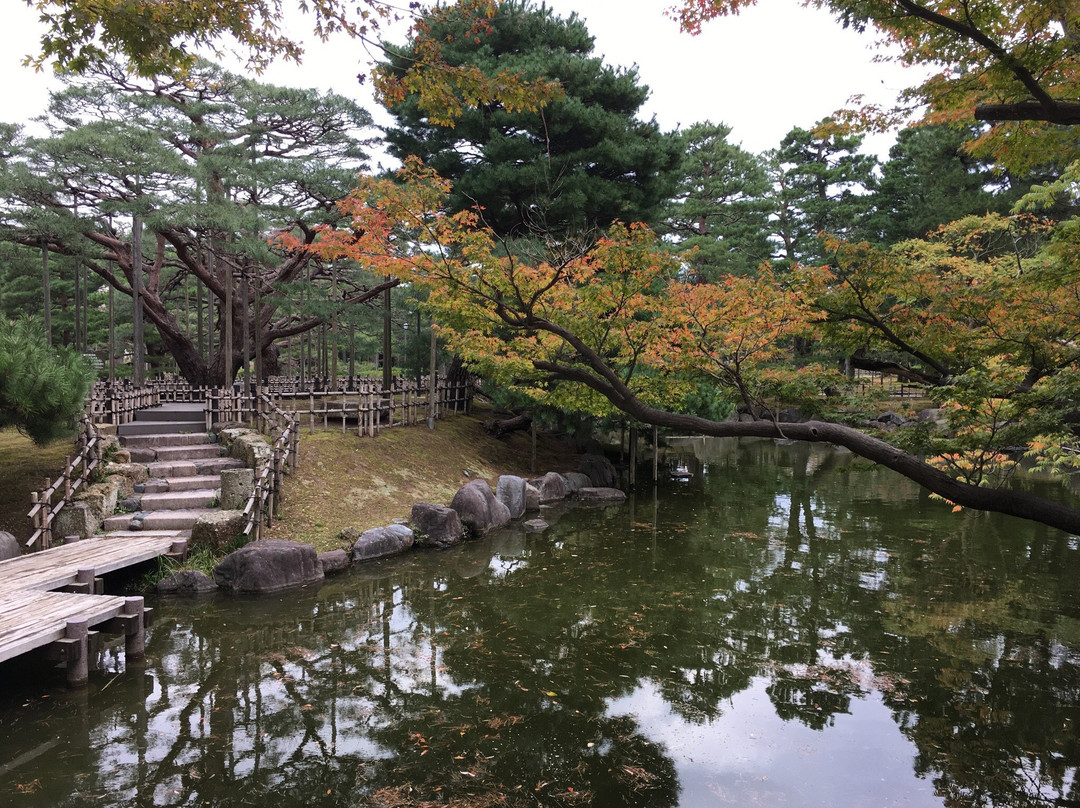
[1,0,916,158]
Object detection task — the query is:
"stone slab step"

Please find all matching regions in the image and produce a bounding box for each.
[138,489,219,511]
[150,444,225,462]
[146,457,246,479]
[133,404,206,422]
[118,420,206,437]
[120,432,212,448]
[139,475,224,494]
[103,508,218,532]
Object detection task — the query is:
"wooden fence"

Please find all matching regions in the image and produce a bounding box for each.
[25,418,102,553]
[28,375,470,551]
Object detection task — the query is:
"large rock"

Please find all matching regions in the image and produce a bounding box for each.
[318,549,350,575]
[528,472,569,504]
[351,524,415,562]
[0,530,19,560]
[54,501,99,540]
[411,503,464,548]
[74,480,120,522]
[190,510,248,554]
[495,475,528,520]
[156,569,218,595]
[214,539,324,594]
[525,483,540,513]
[576,487,627,504]
[220,467,255,510]
[580,454,618,488]
[450,479,512,536]
[562,472,592,493]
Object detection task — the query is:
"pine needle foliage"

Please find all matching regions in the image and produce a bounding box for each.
[0,316,94,444]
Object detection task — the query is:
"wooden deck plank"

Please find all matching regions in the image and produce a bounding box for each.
[0,534,181,596]
[0,590,127,663]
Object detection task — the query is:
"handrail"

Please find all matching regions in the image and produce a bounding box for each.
[25,417,101,552]
[30,375,469,552]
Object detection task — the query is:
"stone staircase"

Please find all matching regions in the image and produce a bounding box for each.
[104,403,245,535]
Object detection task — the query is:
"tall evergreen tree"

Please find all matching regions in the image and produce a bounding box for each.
[863,124,1014,243]
[660,121,772,281]
[766,121,878,265]
[381,0,681,241]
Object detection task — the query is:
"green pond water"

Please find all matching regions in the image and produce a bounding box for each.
[2,437,1079,808]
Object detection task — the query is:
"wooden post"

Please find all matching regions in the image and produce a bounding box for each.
[122,597,146,660]
[653,426,659,483]
[428,324,437,430]
[65,617,89,688]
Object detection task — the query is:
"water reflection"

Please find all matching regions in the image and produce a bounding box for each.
[2,438,1079,807]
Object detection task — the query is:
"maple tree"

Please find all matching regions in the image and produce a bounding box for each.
[300,158,1080,533]
[23,0,560,129]
[671,0,1080,171]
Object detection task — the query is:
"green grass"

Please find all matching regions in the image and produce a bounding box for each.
[0,429,72,542]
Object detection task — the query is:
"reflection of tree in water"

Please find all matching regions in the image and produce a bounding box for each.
[4,439,1080,808]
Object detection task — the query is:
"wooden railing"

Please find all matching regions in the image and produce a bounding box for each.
[29,375,469,551]
[204,386,299,542]
[264,376,470,435]
[26,418,102,552]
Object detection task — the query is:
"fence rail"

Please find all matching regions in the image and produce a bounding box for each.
[29,375,471,552]
[25,418,101,552]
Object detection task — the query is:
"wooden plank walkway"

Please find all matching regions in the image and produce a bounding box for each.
[0,533,185,596]
[0,533,186,684]
[0,590,128,664]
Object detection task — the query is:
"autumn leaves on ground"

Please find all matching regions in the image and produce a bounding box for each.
[265,409,579,552]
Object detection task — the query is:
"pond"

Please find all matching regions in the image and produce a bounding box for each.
[1,438,1079,808]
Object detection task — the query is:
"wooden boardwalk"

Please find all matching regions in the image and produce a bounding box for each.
[0,533,187,685]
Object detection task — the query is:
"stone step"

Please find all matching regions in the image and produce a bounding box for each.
[100,528,192,540]
[133,403,206,422]
[103,508,218,532]
[120,432,212,449]
[137,489,219,511]
[146,457,246,479]
[118,419,205,437]
[139,475,224,494]
[126,444,224,464]
[151,444,225,461]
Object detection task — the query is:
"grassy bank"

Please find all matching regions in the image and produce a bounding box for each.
[0,429,72,543]
[265,410,581,553]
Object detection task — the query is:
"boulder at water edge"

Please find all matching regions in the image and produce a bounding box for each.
[451,479,512,536]
[562,472,593,493]
[576,487,627,504]
[213,539,324,594]
[495,475,528,520]
[318,549,350,575]
[411,503,464,548]
[579,453,618,488]
[156,569,218,595]
[351,524,415,562]
[525,483,540,513]
[528,472,569,504]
